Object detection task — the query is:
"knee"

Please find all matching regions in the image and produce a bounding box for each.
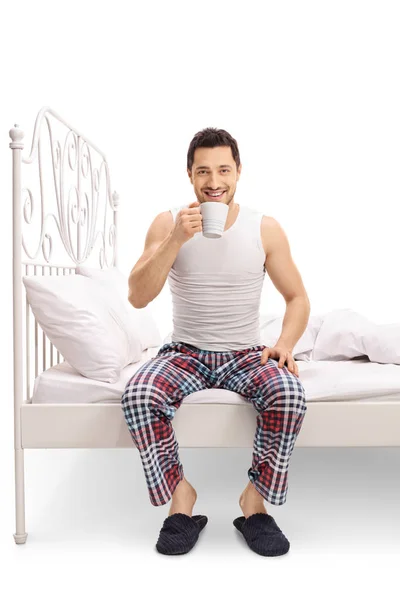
[121,374,146,412]
[121,373,168,414]
[287,376,307,414]
[257,375,307,414]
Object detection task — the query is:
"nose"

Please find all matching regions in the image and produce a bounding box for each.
[207,173,221,189]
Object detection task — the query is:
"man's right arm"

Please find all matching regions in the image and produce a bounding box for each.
[128,212,182,309]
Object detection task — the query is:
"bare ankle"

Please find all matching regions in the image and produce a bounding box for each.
[239,482,267,515]
[173,477,196,496]
[169,478,197,517]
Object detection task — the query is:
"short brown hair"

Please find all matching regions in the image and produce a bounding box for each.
[187,127,241,172]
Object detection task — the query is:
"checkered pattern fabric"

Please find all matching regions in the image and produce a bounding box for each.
[121,342,307,506]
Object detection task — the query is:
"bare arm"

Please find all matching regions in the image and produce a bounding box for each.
[128,229,182,308]
[128,202,202,308]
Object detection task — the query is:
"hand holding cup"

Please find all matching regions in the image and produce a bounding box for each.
[171,201,203,246]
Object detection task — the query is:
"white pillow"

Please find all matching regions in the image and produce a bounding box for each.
[312,308,370,361]
[312,308,400,364]
[362,323,400,364]
[75,266,162,352]
[23,274,136,383]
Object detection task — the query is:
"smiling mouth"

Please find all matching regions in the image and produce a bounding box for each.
[204,191,226,198]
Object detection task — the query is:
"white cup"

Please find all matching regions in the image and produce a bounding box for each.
[200,202,229,238]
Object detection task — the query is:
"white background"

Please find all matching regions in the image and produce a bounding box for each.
[1,0,399,596]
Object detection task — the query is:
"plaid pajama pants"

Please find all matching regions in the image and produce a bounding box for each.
[121,341,307,507]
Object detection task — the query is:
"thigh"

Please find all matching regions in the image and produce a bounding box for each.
[216,349,306,412]
[122,344,214,411]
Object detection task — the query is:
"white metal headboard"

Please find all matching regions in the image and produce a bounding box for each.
[10,106,120,407]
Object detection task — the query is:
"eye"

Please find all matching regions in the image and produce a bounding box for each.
[198,169,229,174]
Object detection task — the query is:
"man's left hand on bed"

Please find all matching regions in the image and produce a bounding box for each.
[260,344,299,377]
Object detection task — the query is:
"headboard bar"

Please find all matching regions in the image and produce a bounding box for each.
[23,106,109,165]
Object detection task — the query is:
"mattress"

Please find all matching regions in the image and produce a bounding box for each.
[30,348,400,405]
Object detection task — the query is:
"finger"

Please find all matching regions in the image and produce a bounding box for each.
[260,352,269,365]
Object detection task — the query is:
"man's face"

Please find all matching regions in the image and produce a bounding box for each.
[188,146,241,207]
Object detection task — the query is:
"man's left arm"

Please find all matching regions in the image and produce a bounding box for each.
[276,296,311,352]
[263,217,311,352]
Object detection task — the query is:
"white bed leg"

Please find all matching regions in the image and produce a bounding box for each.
[13,448,28,544]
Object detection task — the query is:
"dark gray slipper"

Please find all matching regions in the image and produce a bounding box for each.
[233,512,290,556]
[156,513,208,555]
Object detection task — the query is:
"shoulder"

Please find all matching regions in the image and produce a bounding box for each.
[160,209,174,229]
[147,210,174,239]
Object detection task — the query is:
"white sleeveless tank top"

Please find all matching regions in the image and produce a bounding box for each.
[167,203,266,351]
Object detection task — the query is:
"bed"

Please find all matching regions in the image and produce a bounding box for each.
[10,107,400,545]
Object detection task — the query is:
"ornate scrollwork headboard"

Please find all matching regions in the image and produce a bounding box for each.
[9,105,119,269]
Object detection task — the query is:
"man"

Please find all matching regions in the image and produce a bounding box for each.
[122,127,310,557]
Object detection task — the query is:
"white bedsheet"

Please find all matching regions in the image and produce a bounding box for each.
[31,349,400,405]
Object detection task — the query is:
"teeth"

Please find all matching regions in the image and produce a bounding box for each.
[206,191,224,196]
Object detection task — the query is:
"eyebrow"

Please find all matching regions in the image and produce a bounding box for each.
[195,165,232,170]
